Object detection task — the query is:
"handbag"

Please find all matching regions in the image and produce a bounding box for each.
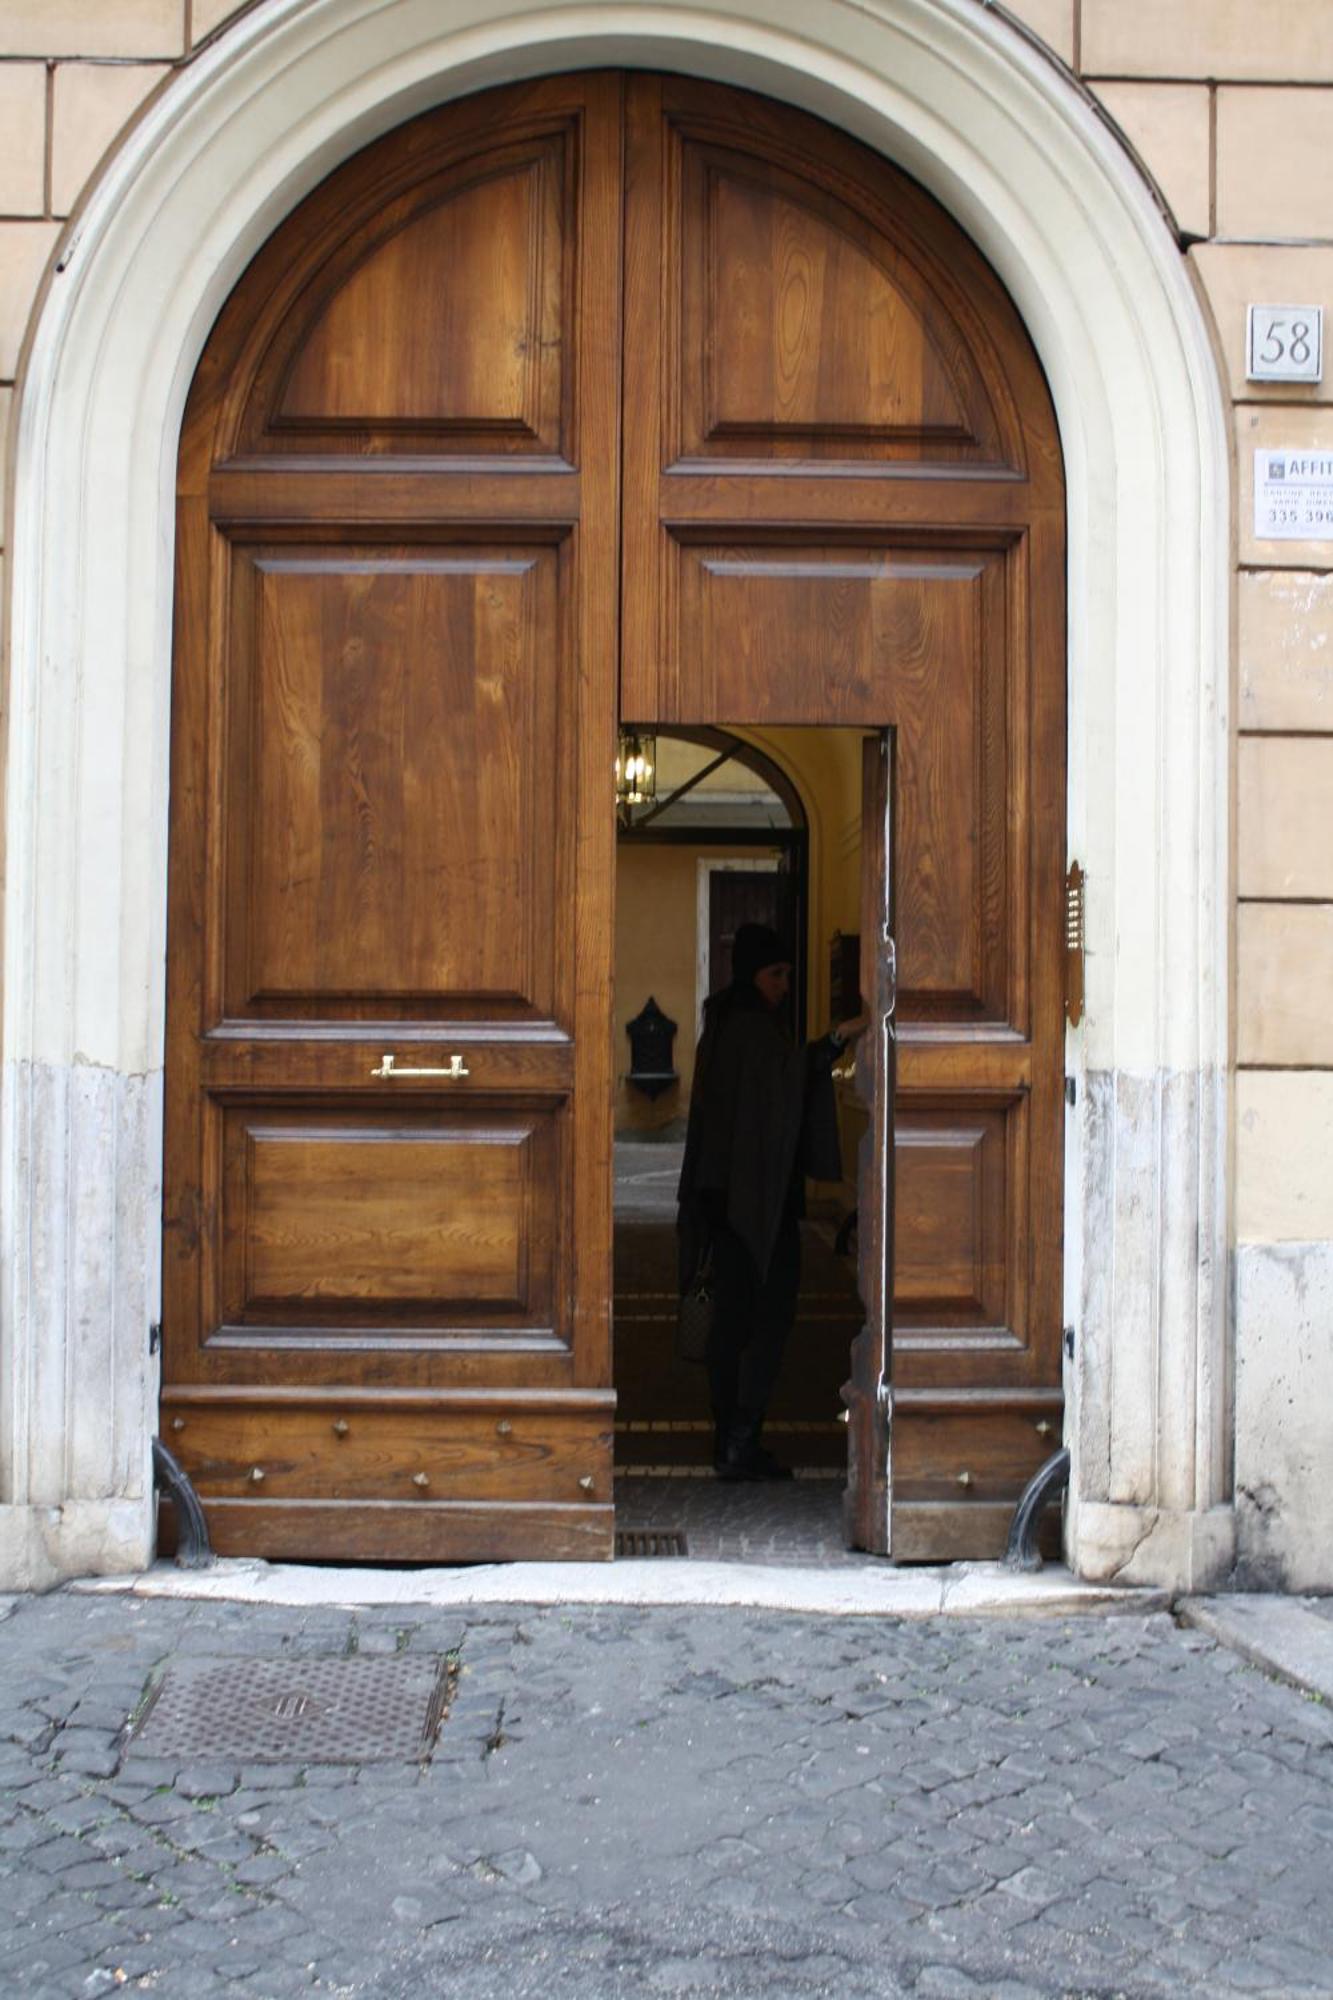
[675,1247,715,1364]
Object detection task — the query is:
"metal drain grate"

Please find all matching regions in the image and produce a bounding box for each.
[615,1529,689,1559]
[129,1655,451,1765]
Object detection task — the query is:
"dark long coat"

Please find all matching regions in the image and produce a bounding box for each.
[677,990,842,1284]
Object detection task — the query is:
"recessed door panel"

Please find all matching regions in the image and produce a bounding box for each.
[225,544,561,1021]
[893,1105,1012,1331]
[278,155,566,441]
[665,111,1017,468]
[230,113,579,460]
[219,1104,562,1329]
[697,167,968,444]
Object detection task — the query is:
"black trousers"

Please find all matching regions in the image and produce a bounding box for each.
[706,1217,801,1449]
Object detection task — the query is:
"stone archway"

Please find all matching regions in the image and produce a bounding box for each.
[0,0,1232,1589]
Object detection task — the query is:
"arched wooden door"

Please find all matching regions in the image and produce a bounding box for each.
[161,73,1064,1563]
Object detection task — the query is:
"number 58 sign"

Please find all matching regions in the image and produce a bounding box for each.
[1247,305,1323,384]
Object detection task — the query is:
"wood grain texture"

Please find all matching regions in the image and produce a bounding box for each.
[893,1104,1009,1329]
[162,1401,612,1503]
[890,1502,1061,1563]
[620,74,1066,1558]
[844,733,894,1556]
[666,90,1018,469]
[222,1106,559,1323]
[278,155,564,439]
[227,544,560,1018]
[891,1403,1058,1502]
[692,167,992,457]
[660,539,1011,1022]
[164,75,623,1558]
[208,103,582,462]
[165,71,1064,1563]
[159,1498,615,1563]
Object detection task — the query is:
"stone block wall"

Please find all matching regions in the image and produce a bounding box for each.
[2,0,1332,1585]
[1014,0,1333,1589]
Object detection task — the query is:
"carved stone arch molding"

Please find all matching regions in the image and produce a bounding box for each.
[0,0,1231,1588]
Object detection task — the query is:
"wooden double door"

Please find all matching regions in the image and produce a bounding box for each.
[162,73,1066,1562]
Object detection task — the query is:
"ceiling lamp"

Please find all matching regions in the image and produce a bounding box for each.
[615,729,656,821]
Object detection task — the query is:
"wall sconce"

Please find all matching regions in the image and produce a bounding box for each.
[616,729,656,824]
[625,995,678,1099]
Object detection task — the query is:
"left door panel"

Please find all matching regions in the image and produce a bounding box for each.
[161,77,623,1561]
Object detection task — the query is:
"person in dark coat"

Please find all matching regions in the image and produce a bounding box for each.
[677,922,867,1480]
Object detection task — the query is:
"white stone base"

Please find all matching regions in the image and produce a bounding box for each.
[1069,1500,1236,1591]
[72,1556,1169,1619]
[1235,1241,1333,1592]
[0,1498,153,1593]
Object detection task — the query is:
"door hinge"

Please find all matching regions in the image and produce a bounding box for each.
[1063,1324,1075,1360]
[1065,1075,1076,1107]
[1064,861,1085,1027]
[148,1320,161,1355]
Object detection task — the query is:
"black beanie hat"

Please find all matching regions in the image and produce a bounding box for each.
[731,922,791,989]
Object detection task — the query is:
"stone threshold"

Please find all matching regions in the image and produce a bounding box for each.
[70,1557,1169,1619]
[1179,1595,1333,1705]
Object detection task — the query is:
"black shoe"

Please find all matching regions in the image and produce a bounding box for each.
[743,1445,794,1482]
[715,1440,794,1482]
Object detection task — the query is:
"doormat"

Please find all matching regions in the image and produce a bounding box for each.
[128,1655,453,1765]
[615,1529,689,1558]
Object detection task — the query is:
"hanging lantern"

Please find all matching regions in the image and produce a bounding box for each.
[615,729,657,817]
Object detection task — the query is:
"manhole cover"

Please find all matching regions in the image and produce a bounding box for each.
[129,1655,451,1765]
[616,1529,688,1558]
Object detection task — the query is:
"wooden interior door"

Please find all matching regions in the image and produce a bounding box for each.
[708,868,785,994]
[161,76,623,1561]
[620,76,1067,1558]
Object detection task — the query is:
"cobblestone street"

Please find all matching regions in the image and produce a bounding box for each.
[2,1590,1332,1999]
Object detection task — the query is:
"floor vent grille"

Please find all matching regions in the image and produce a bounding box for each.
[615,1529,689,1559]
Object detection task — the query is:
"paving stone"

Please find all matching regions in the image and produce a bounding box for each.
[54,1736,123,1778]
[0,1708,57,1749]
[915,1969,986,1997]
[0,1939,91,1983]
[1,1593,1332,1997]
[28,1833,98,1875]
[57,1859,127,1893]
[91,1877,160,1912]
[235,1762,304,1790]
[231,1853,292,1887]
[173,1764,240,1799]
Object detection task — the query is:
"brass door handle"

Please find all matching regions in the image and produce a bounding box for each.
[371,1053,470,1080]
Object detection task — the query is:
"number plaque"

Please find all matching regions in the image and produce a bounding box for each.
[1247,305,1323,384]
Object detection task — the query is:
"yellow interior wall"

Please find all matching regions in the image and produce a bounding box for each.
[737,729,869,1210]
[613,728,870,1143]
[734,727,865,1037]
[615,842,779,1133]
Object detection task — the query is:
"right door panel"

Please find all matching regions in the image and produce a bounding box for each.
[622,74,1066,1557]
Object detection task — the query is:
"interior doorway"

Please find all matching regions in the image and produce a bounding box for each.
[612,729,869,1504]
